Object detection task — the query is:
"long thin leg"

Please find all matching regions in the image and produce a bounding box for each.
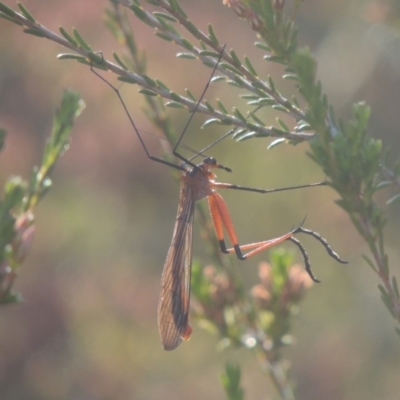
[212,180,327,195]
[208,192,296,258]
[91,45,226,171]
[89,45,225,171]
[90,63,185,172]
[208,193,347,282]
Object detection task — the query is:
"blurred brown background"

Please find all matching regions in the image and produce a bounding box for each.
[1,0,400,399]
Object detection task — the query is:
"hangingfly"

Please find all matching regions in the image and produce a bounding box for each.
[89,48,347,351]
[157,156,346,350]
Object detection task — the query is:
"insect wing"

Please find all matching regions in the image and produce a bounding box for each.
[158,181,195,350]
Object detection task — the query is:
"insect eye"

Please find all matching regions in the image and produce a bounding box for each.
[204,157,217,165]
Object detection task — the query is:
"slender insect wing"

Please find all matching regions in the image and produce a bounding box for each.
[158,180,195,351]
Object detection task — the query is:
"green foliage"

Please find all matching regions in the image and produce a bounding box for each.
[25,90,84,211]
[220,363,244,400]
[0,90,84,305]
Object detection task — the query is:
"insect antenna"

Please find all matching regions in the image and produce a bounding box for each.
[90,59,185,171]
[90,45,228,171]
[171,45,227,168]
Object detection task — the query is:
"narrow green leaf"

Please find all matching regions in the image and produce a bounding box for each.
[232,129,246,139]
[219,118,233,125]
[268,138,286,149]
[207,24,219,45]
[254,41,270,51]
[168,0,188,18]
[169,91,181,102]
[33,90,84,203]
[0,2,16,18]
[283,73,298,81]
[292,95,300,108]
[199,50,221,58]
[73,28,92,51]
[87,52,107,69]
[236,131,256,142]
[0,11,21,25]
[276,118,290,132]
[374,181,391,191]
[155,14,174,32]
[387,193,400,206]
[380,290,395,318]
[181,38,194,51]
[17,2,35,22]
[244,56,257,76]
[249,113,264,125]
[378,284,388,297]
[295,123,312,132]
[226,80,240,88]
[155,32,173,42]
[4,176,26,209]
[23,28,45,38]
[129,3,149,22]
[142,74,156,87]
[272,105,288,113]
[219,62,242,75]
[264,55,285,64]
[52,90,84,144]
[268,75,276,92]
[153,11,178,22]
[176,52,196,60]
[185,20,199,37]
[156,79,170,91]
[113,52,128,70]
[233,108,246,122]
[257,97,276,106]
[59,27,78,46]
[220,362,244,400]
[204,100,214,113]
[246,101,259,107]
[232,74,245,86]
[202,118,221,128]
[76,58,92,67]
[58,53,87,63]
[117,75,138,84]
[185,89,196,101]
[210,76,225,83]
[217,99,228,114]
[230,49,241,68]
[245,99,259,106]
[240,94,259,100]
[138,89,158,96]
[250,80,265,90]
[165,101,184,108]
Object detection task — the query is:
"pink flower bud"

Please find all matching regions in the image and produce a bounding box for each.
[12,213,35,264]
